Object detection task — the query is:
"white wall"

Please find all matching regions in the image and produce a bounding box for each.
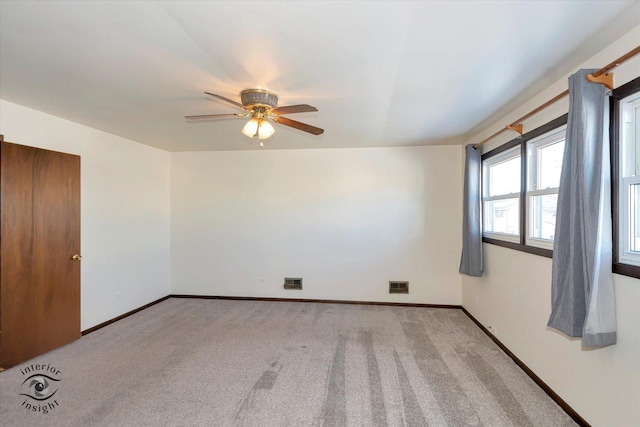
[0,100,171,330]
[171,146,462,304]
[462,26,640,426]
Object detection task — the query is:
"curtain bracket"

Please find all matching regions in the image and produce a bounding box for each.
[586,72,614,90]
[505,124,524,135]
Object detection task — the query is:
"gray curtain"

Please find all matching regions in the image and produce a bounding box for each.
[459,144,483,277]
[547,69,616,347]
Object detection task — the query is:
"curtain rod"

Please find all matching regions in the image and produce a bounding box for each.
[473,45,640,150]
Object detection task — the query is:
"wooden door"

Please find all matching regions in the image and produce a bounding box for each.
[0,138,81,369]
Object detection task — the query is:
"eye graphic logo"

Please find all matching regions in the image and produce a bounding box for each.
[18,363,62,414]
[20,374,60,401]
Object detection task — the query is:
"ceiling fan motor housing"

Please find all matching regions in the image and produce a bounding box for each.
[241,89,278,110]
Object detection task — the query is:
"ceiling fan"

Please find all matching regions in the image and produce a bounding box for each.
[185,89,324,146]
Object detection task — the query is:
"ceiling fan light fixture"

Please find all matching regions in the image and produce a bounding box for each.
[241,117,260,138]
[258,119,275,140]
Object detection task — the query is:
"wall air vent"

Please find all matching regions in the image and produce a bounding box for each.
[284,277,303,290]
[389,281,409,294]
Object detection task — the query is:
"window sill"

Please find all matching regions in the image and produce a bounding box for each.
[483,237,553,258]
[613,262,640,280]
[481,242,640,279]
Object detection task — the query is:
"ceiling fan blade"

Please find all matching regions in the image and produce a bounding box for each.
[185,113,243,119]
[273,116,324,135]
[271,104,318,115]
[204,92,244,109]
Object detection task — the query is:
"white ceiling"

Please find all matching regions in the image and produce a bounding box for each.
[1,1,638,151]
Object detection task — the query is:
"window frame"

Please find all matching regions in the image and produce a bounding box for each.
[481,114,568,258]
[611,76,640,279]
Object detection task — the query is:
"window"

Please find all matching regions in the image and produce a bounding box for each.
[482,147,521,242]
[526,126,565,249]
[618,91,640,265]
[481,115,567,257]
[613,77,640,275]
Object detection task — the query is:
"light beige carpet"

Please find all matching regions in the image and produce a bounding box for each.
[0,298,575,426]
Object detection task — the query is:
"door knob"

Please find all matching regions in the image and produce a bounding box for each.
[72,254,82,260]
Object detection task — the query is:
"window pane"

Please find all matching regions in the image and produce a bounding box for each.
[537,141,564,189]
[489,156,520,196]
[484,198,519,235]
[629,183,640,253]
[529,194,558,240]
[620,96,640,177]
[636,105,640,176]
